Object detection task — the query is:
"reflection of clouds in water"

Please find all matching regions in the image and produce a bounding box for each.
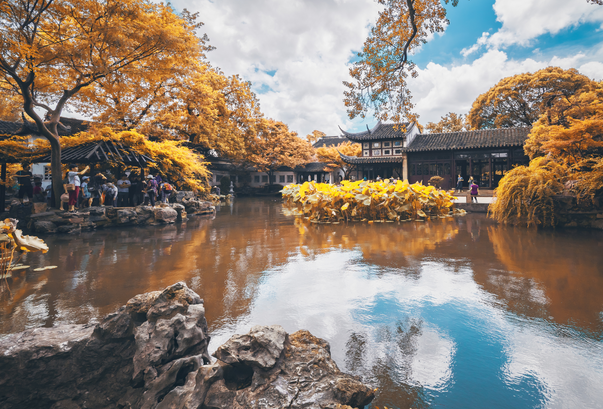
[208,249,603,408]
[503,329,603,408]
[411,327,455,390]
[209,251,466,392]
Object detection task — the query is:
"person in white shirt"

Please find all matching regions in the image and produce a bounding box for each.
[117,174,131,207]
[65,164,89,212]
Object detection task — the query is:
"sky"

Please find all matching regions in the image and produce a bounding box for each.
[166,0,603,137]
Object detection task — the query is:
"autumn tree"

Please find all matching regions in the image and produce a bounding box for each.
[425,112,468,133]
[316,141,362,180]
[246,119,314,184]
[78,56,263,162]
[306,130,326,145]
[344,0,457,125]
[467,67,594,130]
[490,81,603,227]
[345,1,600,126]
[0,0,204,206]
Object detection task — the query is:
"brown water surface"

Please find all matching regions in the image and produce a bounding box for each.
[1,198,602,408]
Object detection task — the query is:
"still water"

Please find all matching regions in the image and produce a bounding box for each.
[1,198,603,408]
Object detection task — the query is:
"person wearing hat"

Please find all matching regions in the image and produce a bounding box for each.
[66,164,90,212]
[146,174,158,206]
[80,176,92,208]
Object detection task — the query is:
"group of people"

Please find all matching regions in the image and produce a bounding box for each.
[60,165,176,211]
[456,175,479,202]
[10,164,177,212]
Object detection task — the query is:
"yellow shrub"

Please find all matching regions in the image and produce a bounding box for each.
[281,180,460,223]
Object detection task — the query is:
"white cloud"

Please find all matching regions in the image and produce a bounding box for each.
[410,48,603,125]
[462,0,603,55]
[169,0,382,136]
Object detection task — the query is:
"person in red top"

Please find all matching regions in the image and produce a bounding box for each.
[470,181,479,203]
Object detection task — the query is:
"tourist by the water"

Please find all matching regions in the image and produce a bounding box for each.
[146,175,158,206]
[90,173,106,206]
[129,174,143,206]
[161,181,173,203]
[467,176,474,191]
[470,181,479,203]
[45,185,52,205]
[80,176,92,208]
[32,180,45,203]
[117,174,131,207]
[16,165,33,203]
[66,164,90,212]
[456,175,464,192]
[103,182,118,207]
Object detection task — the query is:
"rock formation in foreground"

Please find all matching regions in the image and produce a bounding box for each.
[0,282,375,408]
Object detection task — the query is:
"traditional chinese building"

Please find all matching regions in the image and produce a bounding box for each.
[337,121,421,180]
[336,122,530,189]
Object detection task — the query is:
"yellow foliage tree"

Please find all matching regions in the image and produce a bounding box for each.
[0,0,205,205]
[306,130,326,144]
[345,2,600,127]
[425,112,468,133]
[490,80,603,227]
[468,67,595,130]
[316,141,362,180]
[245,119,314,184]
[344,0,454,125]
[525,82,603,163]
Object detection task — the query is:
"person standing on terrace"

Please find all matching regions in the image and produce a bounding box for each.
[66,164,90,212]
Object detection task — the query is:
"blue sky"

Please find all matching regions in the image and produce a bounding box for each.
[169,0,603,136]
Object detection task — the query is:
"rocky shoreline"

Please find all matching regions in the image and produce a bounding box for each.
[0,283,375,409]
[1,192,216,235]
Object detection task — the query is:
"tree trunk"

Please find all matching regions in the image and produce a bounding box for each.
[50,138,63,208]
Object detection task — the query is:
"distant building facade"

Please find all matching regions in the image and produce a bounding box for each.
[331,121,530,190]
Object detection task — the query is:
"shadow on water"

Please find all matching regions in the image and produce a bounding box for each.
[1,197,602,408]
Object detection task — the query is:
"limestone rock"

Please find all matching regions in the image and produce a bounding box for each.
[117,208,138,224]
[56,224,81,234]
[175,191,196,203]
[153,207,178,224]
[0,284,374,409]
[34,220,57,233]
[213,325,286,370]
[205,329,375,409]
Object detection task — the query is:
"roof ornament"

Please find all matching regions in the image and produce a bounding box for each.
[366,124,371,134]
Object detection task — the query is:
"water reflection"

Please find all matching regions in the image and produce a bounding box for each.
[0,198,602,409]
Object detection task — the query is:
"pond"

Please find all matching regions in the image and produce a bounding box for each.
[1,198,602,409]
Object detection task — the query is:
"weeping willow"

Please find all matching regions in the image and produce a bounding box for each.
[489,157,566,227]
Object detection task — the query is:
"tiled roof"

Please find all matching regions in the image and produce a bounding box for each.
[35,140,153,166]
[313,136,350,148]
[339,152,404,165]
[339,121,410,141]
[405,128,530,152]
[0,120,22,135]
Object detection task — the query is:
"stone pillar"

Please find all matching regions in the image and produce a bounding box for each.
[402,154,408,181]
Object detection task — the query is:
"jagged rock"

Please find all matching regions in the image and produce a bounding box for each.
[0,283,374,409]
[88,206,106,216]
[33,220,57,233]
[175,191,196,203]
[172,203,187,221]
[117,208,138,224]
[134,206,155,224]
[56,224,81,234]
[205,328,375,409]
[153,207,178,224]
